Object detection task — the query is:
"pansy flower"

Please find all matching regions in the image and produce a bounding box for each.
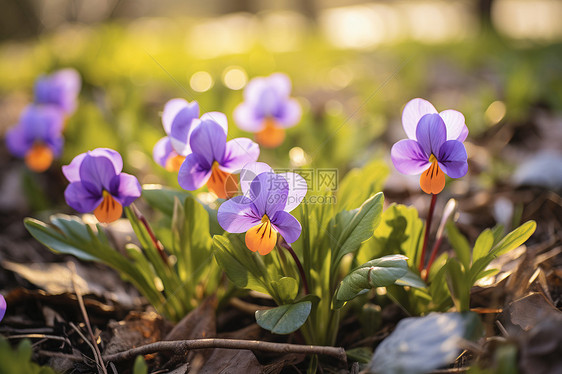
[0,295,6,322]
[34,68,81,116]
[63,148,142,223]
[391,98,468,194]
[178,117,260,199]
[217,162,307,255]
[234,73,301,148]
[5,105,64,172]
[153,99,200,172]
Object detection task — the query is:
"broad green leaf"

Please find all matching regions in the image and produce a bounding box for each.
[271,277,299,304]
[369,312,481,374]
[446,258,469,312]
[395,269,427,289]
[489,221,536,257]
[329,192,384,267]
[445,222,471,270]
[491,224,505,246]
[133,356,148,374]
[142,184,191,217]
[471,228,494,264]
[255,301,312,334]
[357,204,423,268]
[334,255,408,308]
[336,160,389,211]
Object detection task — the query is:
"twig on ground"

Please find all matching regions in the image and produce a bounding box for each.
[69,262,108,374]
[7,334,71,346]
[229,297,272,314]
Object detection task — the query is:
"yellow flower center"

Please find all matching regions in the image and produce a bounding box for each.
[207,161,238,199]
[255,118,285,148]
[245,214,278,255]
[420,154,445,195]
[93,190,123,223]
[25,143,53,172]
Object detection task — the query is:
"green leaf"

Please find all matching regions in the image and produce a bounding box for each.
[142,184,191,217]
[489,221,536,257]
[334,255,408,308]
[471,228,494,264]
[255,301,312,334]
[445,222,471,270]
[133,356,148,374]
[271,277,299,304]
[446,258,469,312]
[336,160,389,211]
[329,192,384,267]
[395,269,427,289]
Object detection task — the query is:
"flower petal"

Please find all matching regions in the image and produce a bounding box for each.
[64,182,102,213]
[391,139,431,175]
[153,137,174,168]
[437,140,468,178]
[416,113,447,157]
[268,73,292,98]
[169,106,200,155]
[79,153,118,194]
[0,295,6,322]
[239,162,273,196]
[177,153,212,191]
[420,162,446,195]
[5,125,32,157]
[217,195,261,233]
[34,69,81,114]
[278,172,307,212]
[440,110,468,142]
[249,172,289,217]
[162,99,198,135]
[233,103,265,132]
[245,221,278,255]
[200,112,228,134]
[275,99,301,128]
[271,210,301,243]
[110,173,142,207]
[220,138,260,173]
[189,120,226,168]
[402,98,437,140]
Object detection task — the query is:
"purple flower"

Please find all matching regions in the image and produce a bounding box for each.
[0,295,6,322]
[234,73,301,148]
[217,162,307,255]
[63,148,142,223]
[5,105,64,172]
[177,117,260,199]
[34,68,81,115]
[391,98,468,194]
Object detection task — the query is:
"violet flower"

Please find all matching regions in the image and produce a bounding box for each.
[34,68,81,115]
[234,73,301,148]
[217,162,307,255]
[391,98,468,194]
[0,295,6,322]
[177,118,259,199]
[63,148,142,223]
[5,105,64,172]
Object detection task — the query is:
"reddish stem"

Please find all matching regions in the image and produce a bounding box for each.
[418,193,438,272]
[424,235,444,281]
[131,204,169,265]
[279,239,310,295]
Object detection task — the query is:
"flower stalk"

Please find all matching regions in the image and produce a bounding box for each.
[419,193,438,272]
[279,239,310,295]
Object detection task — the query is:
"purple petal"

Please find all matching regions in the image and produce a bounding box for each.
[271,210,301,243]
[5,125,32,157]
[391,139,431,175]
[233,103,265,132]
[278,172,307,212]
[20,105,64,143]
[64,182,102,213]
[402,98,437,140]
[249,172,289,217]
[268,73,292,98]
[34,69,81,114]
[46,135,64,157]
[437,140,468,178]
[239,162,273,196]
[177,153,212,191]
[153,137,174,168]
[275,99,301,128]
[162,99,198,135]
[217,195,261,233]
[416,114,447,157]
[200,112,228,135]
[62,153,87,182]
[169,105,200,154]
[440,110,468,142]
[189,120,226,168]
[243,77,268,104]
[79,154,118,194]
[220,138,260,173]
[0,295,6,322]
[110,173,142,206]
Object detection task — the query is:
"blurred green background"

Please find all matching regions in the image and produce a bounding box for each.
[1,0,561,196]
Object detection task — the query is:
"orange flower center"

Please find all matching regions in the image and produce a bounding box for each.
[420,154,445,195]
[245,215,278,255]
[255,118,285,148]
[93,190,123,223]
[24,143,53,172]
[165,154,185,172]
[207,161,238,199]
